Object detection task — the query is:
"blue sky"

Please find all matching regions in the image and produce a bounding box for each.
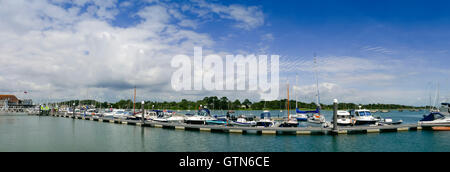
[0,0,449,105]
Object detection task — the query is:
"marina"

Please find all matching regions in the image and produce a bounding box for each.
[1,111,450,152]
[2,0,450,154]
[40,105,447,136]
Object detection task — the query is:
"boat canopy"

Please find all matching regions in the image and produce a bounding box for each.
[260,112,271,119]
[296,108,319,114]
[442,103,449,106]
[198,108,211,116]
[421,112,445,121]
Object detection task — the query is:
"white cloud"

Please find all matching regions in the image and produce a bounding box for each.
[0,0,219,103]
[191,0,265,30]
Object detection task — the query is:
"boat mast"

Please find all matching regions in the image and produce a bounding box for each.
[295,73,298,109]
[434,83,440,110]
[287,82,290,121]
[314,54,321,110]
[133,86,136,114]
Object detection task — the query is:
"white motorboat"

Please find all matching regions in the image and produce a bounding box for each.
[82,109,99,116]
[184,107,216,125]
[419,111,450,125]
[230,117,257,127]
[103,109,126,118]
[336,110,352,126]
[256,111,280,128]
[152,110,185,123]
[353,109,379,125]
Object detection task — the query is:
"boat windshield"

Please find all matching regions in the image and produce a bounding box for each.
[358,111,371,116]
[198,110,209,116]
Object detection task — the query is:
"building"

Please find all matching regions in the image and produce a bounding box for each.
[0,95,33,107]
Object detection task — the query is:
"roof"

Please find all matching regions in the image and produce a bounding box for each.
[0,95,19,103]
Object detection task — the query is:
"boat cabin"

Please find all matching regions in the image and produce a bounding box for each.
[337,110,351,119]
[354,110,373,117]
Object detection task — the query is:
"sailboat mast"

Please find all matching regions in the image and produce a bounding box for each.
[133,86,136,114]
[295,74,298,109]
[287,83,290,121]
[314,55,321,109]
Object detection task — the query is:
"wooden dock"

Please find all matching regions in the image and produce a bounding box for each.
[48,113,447,135]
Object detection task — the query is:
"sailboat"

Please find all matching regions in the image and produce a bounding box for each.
[306,56,325,124]
[291,74,308,121]
[280,83,299,127]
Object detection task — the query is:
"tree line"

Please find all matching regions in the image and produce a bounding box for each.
[54,96,425,110]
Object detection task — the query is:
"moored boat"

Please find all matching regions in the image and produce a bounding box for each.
[256,110,280,128]
[336,110,352,126]
[419,112,450,125]
[352,108,379,125]
[184,106,216,125]
[229,117,256,127]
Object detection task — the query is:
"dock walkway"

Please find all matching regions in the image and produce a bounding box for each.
[49,113,446,135]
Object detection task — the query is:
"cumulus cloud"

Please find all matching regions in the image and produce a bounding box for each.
[0,0,272,103]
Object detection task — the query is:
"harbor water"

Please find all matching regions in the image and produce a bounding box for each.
[1,110,450,152]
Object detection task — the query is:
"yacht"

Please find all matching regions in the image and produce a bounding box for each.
[229,116,257,127]
[419,112,450,125]
[150,110,168,122]
[145,111,158,120]
[280,118,299,127]
[293,110,308,122]
[152,110,185,123]
[83,109,99,116]
[336,110,352,126]
[352,109,379,125]
[419,103,450,125]
[305,108,325,124]
[184,107,216,125]
[103,109,127,118]
[256,111,280,128]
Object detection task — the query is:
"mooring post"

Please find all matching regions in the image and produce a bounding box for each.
[333,99,338,132]
[72,103,76,119]
[141,101,145,124]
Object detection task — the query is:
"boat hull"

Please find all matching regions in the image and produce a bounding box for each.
[206,120,227,125]
[337,123,352,126]
[280,123,299,127]
[229,121,256,127]
[185,120,206,125]
[355,120,377,125]
[432,127,450,131]
[296,118,308,121]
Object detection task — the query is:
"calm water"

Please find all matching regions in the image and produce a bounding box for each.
[1,110,450,152]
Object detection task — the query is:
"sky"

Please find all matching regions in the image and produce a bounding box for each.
[0,0,449,106]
